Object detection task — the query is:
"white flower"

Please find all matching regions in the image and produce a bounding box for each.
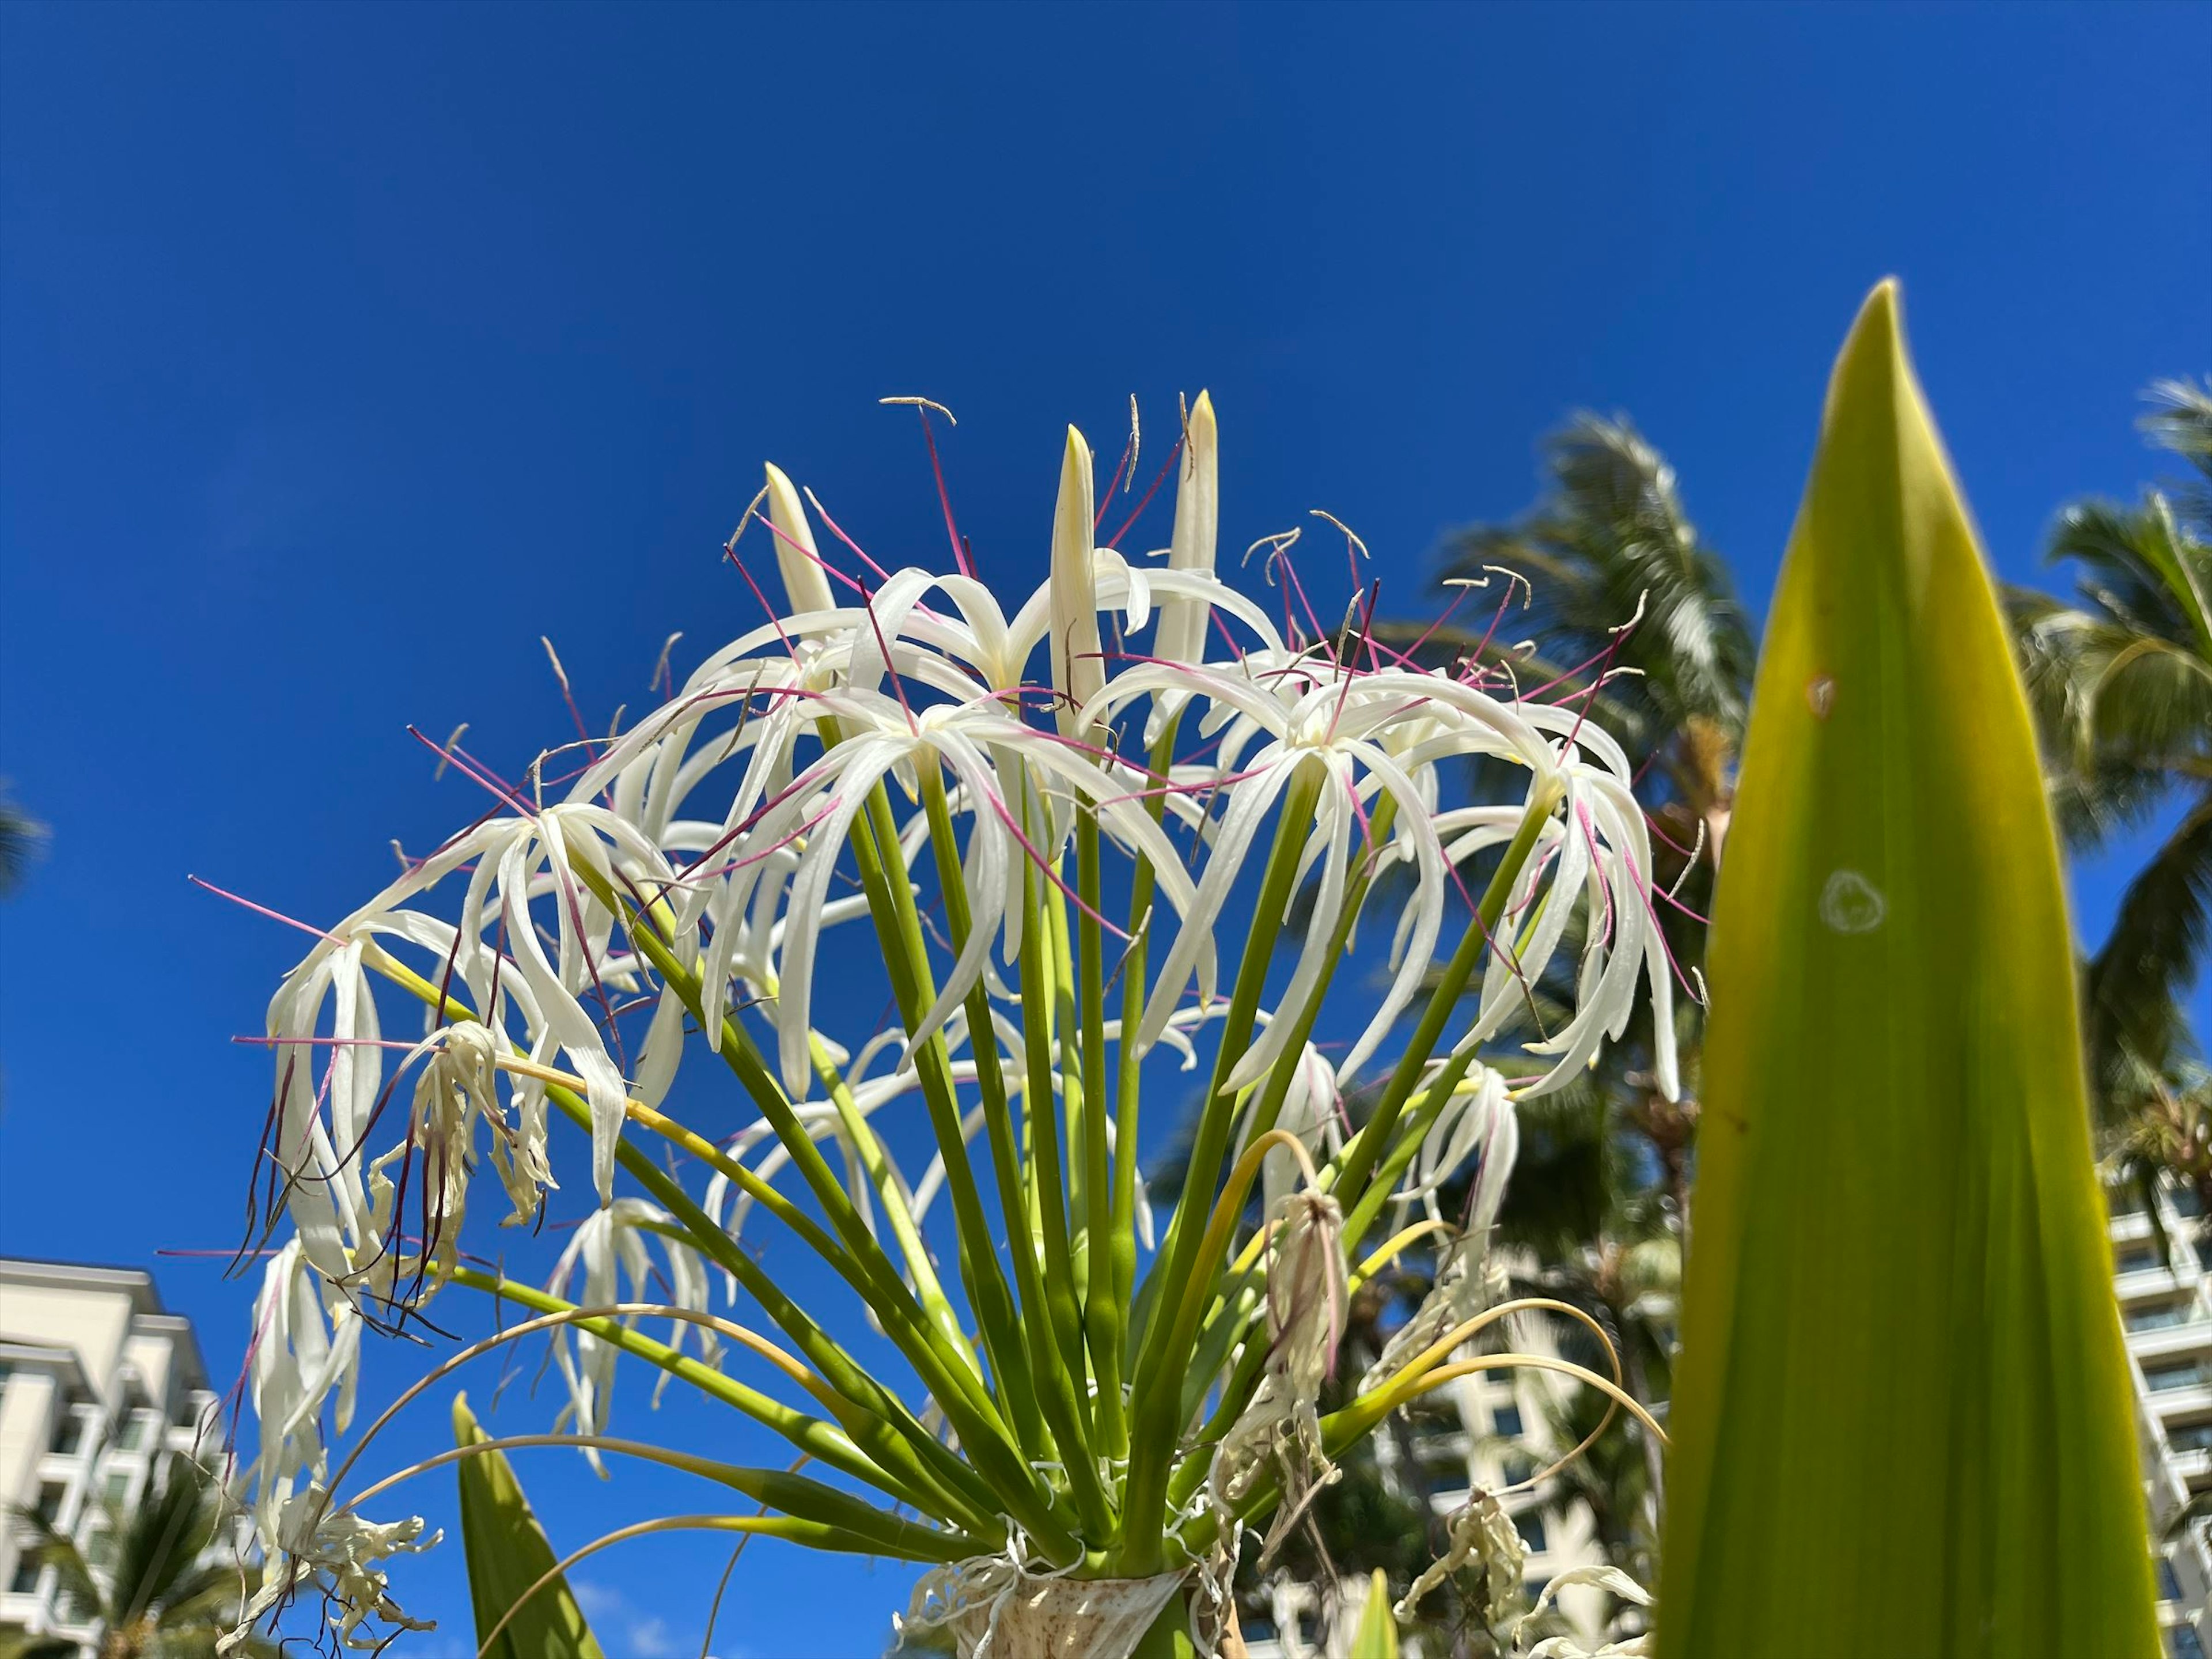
[228,1484,438,1653]
[545,1198,721,1466]
[1050,425,1106,745]
[1518,1564,1654,1658]
[1145,389,1219,741]
[244,1242,364,1561]
[1396,1484,1522,1627]
[763,461,836,616]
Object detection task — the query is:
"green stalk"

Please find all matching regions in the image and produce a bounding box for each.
[1129,762,1323,1399]
[805,1028,967,1361]
[444,1268,957,1527]
[367,1435,972,1563]
[916,765,1055,1464]
[1016,792,1108,1516]
[1329,782,1556,1210]
[1097,721,1180,1462]
[847,781,1042,1429]
[569,863,1022,1459]
[1119,1130,1312,1574]
[364,930,1074,1560]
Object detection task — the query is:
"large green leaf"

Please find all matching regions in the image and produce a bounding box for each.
[453,1392,605,1659]
[1655,283,2157,1656]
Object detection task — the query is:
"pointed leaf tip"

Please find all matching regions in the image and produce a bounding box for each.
[1656,293,2157,1657]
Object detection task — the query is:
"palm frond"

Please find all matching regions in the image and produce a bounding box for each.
[2086,792,2212,1078]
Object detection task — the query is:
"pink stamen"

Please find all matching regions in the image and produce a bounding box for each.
[189,877,342,944]
[912,407,975,579]
[1103,437,1184,549]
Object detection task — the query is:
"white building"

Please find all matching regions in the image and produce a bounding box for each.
[0,1258,234,1651]
[2109,1181,2212,1657]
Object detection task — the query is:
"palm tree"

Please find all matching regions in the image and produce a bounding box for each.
[1,1456,272,1659]
[1402,414,1756,1232]
[0,787,44,896]
[2010,378,2212,1181]
[1431,413,1756,868]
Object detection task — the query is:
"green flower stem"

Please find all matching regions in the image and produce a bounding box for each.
[1118,1127,1320,1575]
[1235,793,1401,1152]
[804,1027,965,1360]
[1164,1313,1270,1514]
[1337,1062,1474,1253]
[1176,1353,1661,1558]
[1099,722,1179,1464]
[360,940,1060,1558]
[1178,1273,1263,1432]
[443,1267,962,1528]
[1329,779,1558,1211]
[567,867,1073,1554]
[916,764,1056,1467]
[846,780,1039,1420]
[1126,762,1323,1441]
[1014,797,1115,1536]
[353,1435,978,1564]
[568,867,1010,1433]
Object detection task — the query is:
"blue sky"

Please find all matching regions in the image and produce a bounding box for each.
[2,3,2207,1655]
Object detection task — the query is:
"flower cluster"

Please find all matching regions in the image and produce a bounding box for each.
[224,391,1677,1652]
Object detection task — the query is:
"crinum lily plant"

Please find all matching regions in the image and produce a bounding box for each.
[225,394,1676,1657]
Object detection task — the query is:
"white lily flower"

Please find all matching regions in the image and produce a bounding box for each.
[1518,1564,1655,1658]
[1145,389,1219,742]
[764,461,836,616]
[546,1197,721,1468]
[1263,1042,1344,1216]
[1049,425,1105,745]
[245,1242,363,1546]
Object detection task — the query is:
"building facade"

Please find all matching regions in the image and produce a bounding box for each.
[2110,1181,2212,1656]
[0,1258,233,1651]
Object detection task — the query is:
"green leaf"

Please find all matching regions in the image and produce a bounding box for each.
[1654,283,2158,1656]
[453,1392,606,1659]
[1347,1569,1399,1659]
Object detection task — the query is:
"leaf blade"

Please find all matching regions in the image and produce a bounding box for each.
[1655,282,2157,1657]
[453,1392,606,1659]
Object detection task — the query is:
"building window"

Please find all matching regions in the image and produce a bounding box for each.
[32,1482,67,1525]
[1422,1458,1466,1496]
[57,1412,95,1457]
[2128,1302,2191,1332]
[101,1470,131,1506]
[2111,1185,2149,1217]
[2168,1419,2212,1453]
[2117,1244,2160,1273]
[2169,1624,2207,1659]
[1492,1402,1525,1439]
[119,1413,157,1452]
[1513,1509,1548,1553]
[8,1546,43,1596]
[85,1527,118,1572]
[1522,1580,1548,1610]
[2145,1359,2208,1393]
[2172,1185,2204,1218]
